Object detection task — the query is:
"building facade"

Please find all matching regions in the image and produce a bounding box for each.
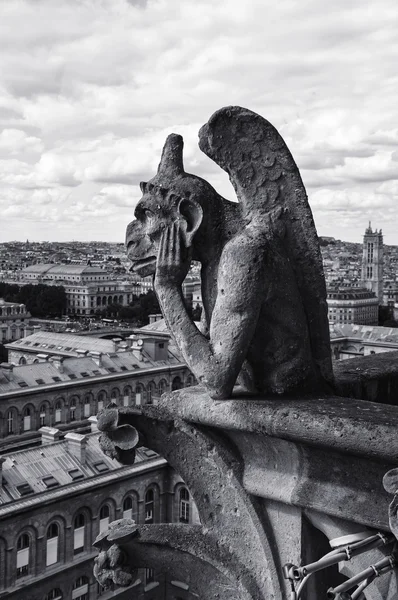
[20,265,136,316]
[1,330,194,453]
[330,323,398,360]
[0,300,34,344]
[360,222,383,303]
[327,286,379,325]
[0,429,199,600]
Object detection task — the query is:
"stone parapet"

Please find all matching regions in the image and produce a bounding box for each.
[95,353,398,600]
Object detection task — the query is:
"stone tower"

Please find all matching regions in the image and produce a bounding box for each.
[361,222,383,303]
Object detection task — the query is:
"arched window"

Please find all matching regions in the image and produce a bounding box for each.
[147,382,156,405]
[145,489,154,523]
[145,568,155,585]
[7,410,14,435]
[55,401,62,423]
[16,533,30,578]
[122,495,138,521]
[40,404,46,427]
[99,505,110,533]
[23,407,31,431]
[46,523,59,566]
[123,387,131,407]
[45,589,63,600]
[123,496,133,519]
[70,400,76,422]
[72,576,89,600]
[97,392,105,412]
[83,395,91,418]
[179,487,190,523]
[172,376,182,391]
[73,514,85,555]
[135,384,143,406]
[110,389,119,403]
[19,356,27,365]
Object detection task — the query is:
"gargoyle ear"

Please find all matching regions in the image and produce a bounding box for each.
[177,197,203,248]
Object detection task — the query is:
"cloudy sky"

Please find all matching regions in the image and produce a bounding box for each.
[0,0,397,244]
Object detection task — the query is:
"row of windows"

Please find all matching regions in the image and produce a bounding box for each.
[4,487,190,584]
[3,375,193,435]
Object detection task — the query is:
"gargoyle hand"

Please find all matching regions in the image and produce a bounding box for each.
[154,220,192,289]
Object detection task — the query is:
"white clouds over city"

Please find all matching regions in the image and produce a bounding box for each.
[0,0,397,242]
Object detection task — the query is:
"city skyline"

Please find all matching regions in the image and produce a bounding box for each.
[0,0,398,243]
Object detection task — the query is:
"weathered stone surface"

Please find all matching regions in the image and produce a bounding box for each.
[145,386,398,462]
[95,522,254,600]
[96,394,398,600]
[334,350,398,405]
[126,106,333,399]
[96,404,283,600]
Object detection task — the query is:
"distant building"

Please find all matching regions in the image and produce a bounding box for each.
[20,265,135,316]
[330,323,398,360]
[0,427,199,600]
[0,300,34,344]
[361,222,383,303]
[327,286,379,325]
[1,329,194,453]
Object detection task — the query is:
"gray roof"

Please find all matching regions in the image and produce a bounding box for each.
[7,331,116,355]
[21,264,53,274]
[0,341,182,395]
[22,264,105,275]
[330,323,398,344]
[0,432,164,507]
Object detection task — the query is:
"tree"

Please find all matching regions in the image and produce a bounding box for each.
[0,283,66,318]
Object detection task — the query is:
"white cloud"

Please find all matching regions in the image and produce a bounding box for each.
[0,0,397,242]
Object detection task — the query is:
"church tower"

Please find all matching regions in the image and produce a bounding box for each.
[361,222,383,303]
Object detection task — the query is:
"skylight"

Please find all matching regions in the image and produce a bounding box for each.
[42,475,59,488]
[94,461,109,473]
[68,468,84,481]
[16,482,34,496]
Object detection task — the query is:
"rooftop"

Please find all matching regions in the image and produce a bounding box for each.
[7,330,117,355]
[330,323,398,344]
[0,431,164,510]
[22,264,105,275]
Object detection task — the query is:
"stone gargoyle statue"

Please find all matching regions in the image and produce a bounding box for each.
[126,106,333,399]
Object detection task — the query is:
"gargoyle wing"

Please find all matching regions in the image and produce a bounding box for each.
[199,106,333,388]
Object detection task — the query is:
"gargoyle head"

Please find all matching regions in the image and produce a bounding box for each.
[126,134,226,276]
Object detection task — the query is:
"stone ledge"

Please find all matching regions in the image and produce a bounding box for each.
[143,385,398,463]
[334,350,398,405]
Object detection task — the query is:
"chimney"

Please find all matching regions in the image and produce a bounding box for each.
[51,356,64,373]
[76,349,88,358]
[36,353,49,362]
[65,432,88,464]
[33,325,41,333]
[117,342,128,352]
[88,415,98,433]
[149,313,163,324]
[131,338,143,361]
[39,426,62,445]
[112,338,120,352]
[142,336,169,361]
[1,363,13,380]
[89,351,102,366]
[125,334,137,348]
